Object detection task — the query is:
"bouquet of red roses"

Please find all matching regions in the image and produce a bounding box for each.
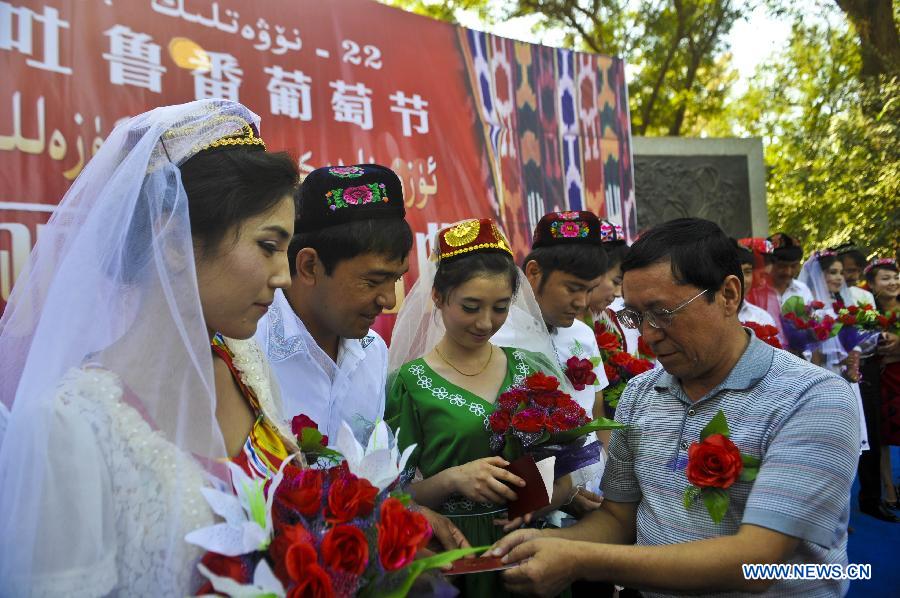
[487,372,623,475]
[186,416,477,597]
[835,303,895,354]
[741,321,783,349]
[780,297,840,353]
[593,319,654,409]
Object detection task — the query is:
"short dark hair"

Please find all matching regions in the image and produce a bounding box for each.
[289,217,413,276]
[839,249,867,268]
[621,218,743,302]
[433,250,520,302]
[603,242,629,270]
[181,149,299,254]
[522,244,608,292]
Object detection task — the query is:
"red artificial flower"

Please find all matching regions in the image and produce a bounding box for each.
[488,409,511,433]
[196,552,252,593]
[685,433,744,489]
[377,498,432,571]
[832,301,845,312]
[877,315,890,329]
[549,407,584,432]
[604,362,621,385]
[525,371,559,391]
[841,314,857,326]
[321,524,369,576]
[292,414,328,446]
[278,468,325,518]
[815,327,829,341]
[625,357,654,376]
[637,336,656,358]
[609,350,635,368]
[511,407,547,433]
[862,304,873,311]
[327,472,378,523]
[564,356,598,391]
[847,305,860,314]
[810,300,825,310]
[286,564,335,598]
[268,524,319,585]
[498,389,527,410]
[531,389,558,408]
[594,329,621,352]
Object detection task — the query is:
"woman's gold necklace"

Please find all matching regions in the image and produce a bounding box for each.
[434,344,493,377]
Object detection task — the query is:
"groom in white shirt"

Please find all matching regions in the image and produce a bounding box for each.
[254,164,411,443]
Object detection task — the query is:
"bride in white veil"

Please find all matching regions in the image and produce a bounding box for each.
[0,100,298,596]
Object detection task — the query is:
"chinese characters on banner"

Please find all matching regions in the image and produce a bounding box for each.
[1,0,636,335]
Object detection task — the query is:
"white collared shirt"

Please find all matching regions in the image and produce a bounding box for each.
[738,300,777,327]
[253,289,388,443]
[846,285,875,307]
[777,278,814,306]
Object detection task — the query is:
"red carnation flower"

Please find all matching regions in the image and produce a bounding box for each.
[511,408,547,433]
[525,372,560,391]
[810,300,825,310]
[488,409,511,433]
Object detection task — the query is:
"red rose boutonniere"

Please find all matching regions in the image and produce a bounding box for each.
[682,410,760,523]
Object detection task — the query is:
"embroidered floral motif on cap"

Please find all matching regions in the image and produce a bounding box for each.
[325,183,390,211]
[557,211,580,221]
[328,166,365,178]
[444,219,481,247]
[600,221,624,243]
[551,220,589,239]
[491,223,512,254]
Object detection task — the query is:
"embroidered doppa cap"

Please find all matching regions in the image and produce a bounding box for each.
[436,218,513,261]
[864,257,898,276]
[295,164,405,233]
[531,211,602,249]
[767,232,803,262]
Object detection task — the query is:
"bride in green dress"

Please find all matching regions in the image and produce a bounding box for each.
[386,219,576,597]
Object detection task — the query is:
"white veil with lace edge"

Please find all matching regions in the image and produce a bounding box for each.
[0,100,272,595]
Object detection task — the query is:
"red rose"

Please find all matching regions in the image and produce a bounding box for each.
[287,564,335,598]
[832,301,844,312]
[565,356,598,391]
[377,498,432,571]
[488,409,511,433]
[291,414,319,436]
[841,314,857,326]
[321,524,369,576]
[637,336,656,358]
[327,473,378,523]
[511,407,547,433]
[549,408,583,432]
[862,303,873,311]
[278,468,325,517]
[625,357,654,376]
[196,552,252,594]
[270,524,317,584]
[810,300,825,310]
[498,389,527,410]
[685,433,744,489]
[609,351,634,368]
[848,305,860,314]
[604,363,621,385]
[594,329,621,352]
[525,371,559,391]
[877,315,890,329]
[815,327,829,341]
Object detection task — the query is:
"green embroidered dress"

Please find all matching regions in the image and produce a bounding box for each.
[386,346,536,597]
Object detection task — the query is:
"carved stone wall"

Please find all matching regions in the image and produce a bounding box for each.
[631,137,767,238]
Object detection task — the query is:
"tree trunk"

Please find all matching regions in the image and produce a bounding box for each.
[835,0,900,78]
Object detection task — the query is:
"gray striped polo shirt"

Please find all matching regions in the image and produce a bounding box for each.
[602,332,859,597]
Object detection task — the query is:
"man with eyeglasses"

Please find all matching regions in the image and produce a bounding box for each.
[492,218,859,597]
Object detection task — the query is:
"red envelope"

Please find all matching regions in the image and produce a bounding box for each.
[503,454,554,519]
[444,555,515,576]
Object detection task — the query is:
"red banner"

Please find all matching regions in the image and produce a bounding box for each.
[1,0,635,331]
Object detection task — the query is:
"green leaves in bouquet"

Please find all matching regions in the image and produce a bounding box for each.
[781,296,807,318]
[299,427,343,464]
[550,416,625,444]
[362,546,489,598]
[604,383,625,409]
[702,488,729,524]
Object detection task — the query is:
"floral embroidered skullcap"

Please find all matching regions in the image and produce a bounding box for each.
[766,232,803,262]
[738,237,774,255]
[295,164,405,233]
[531,210,602,249]
[599,219,626,244]
[436,218,513,261]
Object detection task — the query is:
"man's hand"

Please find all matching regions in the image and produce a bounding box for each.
[418,506,471,556]
[562,488,603,518]
[501,537,587,596]
[487,527,543,558]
